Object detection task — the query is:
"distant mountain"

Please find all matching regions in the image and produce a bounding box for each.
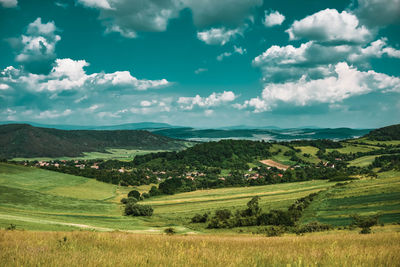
[0,124,189,158]
[0,121,180,131]
[365,124,400,141]
[150,127,371,141]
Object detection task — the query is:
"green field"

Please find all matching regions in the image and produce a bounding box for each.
[326,143,379,154]
[1,163,400,233]
[11,148,171,161]
[302,171,400,225]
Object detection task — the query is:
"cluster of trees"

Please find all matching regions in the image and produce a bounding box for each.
[122,189,153,216]
[191,193,319,229]
[371,154,400,171]
[366,124,400,141]
[133,140,272,171]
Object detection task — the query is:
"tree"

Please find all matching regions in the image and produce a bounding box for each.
[149,186,161,196]
[242,196,261,217]
[128,190,141,200]
[351,214,379,234]
[124,203,153,216]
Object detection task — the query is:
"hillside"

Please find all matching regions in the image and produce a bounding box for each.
[365,124,400,141]
[0,124,189,158]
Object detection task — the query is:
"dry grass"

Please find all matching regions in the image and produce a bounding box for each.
[1,230,399,267]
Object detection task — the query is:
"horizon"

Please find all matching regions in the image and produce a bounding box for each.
[1,0,400,128]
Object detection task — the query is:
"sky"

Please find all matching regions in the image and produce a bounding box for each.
[0,0,399,128]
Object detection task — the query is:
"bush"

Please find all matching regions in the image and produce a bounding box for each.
[351,214,379,234]
[265,226,285,237]
[164,227,176,235]
[191,213,208,223]
[124,203,153,216]
[142,193,150,199]
[128,190,141,200]
[149,186,161,196]
[6,224,16,231]
[295,222,333,234]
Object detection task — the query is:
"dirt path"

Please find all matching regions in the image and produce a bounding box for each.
[260,159,290,170]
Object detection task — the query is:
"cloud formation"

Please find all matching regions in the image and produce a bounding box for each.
[15,18,61,74]
[177,91,236,110]
[217,46,246,61]
[197,27,243,45]
[354,0,400,26]
[263,10,285,27]
[0,58,170,93]
[286,9,372,44]
[76,0,261,37]
[0,0,17,8]
[239,62,400,112]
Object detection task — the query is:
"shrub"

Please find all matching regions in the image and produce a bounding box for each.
[295,222,333,234]
[142,193,150,199]
[128,190,141,200]
[149,186,161,196]
[124,203,153,216]
[6,224,16,231]
[351,214,379,234]
[191,213,208,223]
[164,227,176,235]
[265,226,285,237]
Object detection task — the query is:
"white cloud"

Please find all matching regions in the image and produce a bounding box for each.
[217,45,246,61]
[263,10,285,27]
[177,91,236,110]
[194,68,208,74]
[35,109,72,119]
[349,38,400,61]
[0,84,10,90]
[77,0,112,9]
[15,18,61,73]
[204,109,214,116]
[0,0,17,8]
[238,62,400,112]
[0,58,171,93]
[197,27,243,45]
[286,9,372,44]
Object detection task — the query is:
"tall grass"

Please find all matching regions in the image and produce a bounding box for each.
[0,230,399,266]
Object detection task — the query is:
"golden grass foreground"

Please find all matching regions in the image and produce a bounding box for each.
[1,230,399,267]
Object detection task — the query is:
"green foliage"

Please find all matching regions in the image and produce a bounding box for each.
[149,186,161,196]
[295,222,333,234]
[6,224,16,231]
[351,214,379,234]
[366,124,400,141]
[191,213,209,223]
[128,190,141,200]
[124,203,153,216]
[265,226,285,237]
[164,227,176,235]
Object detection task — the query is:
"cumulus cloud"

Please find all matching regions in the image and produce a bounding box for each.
[286,9,372,44]
[0,0,17,8]
[35,109,72,119]
[354,0,400,26]
[76,0,261,38]
[238,62,400,112]
[15,18,61,74]
[177,91,236,110]
[263,10,285,27]
[0,58,170,93]
[197,27,243,45]
[217,46,246,61]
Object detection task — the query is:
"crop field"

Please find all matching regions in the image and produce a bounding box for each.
[301,171,400,225]
[326,143,379,154]
[349,155,380,167]
[1,230,399,267]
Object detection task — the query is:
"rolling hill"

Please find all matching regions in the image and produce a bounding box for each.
[0,124,190,158]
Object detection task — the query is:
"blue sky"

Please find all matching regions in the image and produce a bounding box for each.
[0,0,399,128]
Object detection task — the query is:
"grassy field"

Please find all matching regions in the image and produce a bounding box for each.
[1,162,400,234]
[294,145,321,164]
[326,143,379,154]
[11,148,170,161]
[1,230,399,267]
[349,155,380,167]
[301,171,400,226]
[0,163,334,233]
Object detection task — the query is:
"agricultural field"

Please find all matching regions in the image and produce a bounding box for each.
[326,143,379,154]
[301,171,400,225]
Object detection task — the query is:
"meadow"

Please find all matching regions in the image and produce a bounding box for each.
[1,230,399,267]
